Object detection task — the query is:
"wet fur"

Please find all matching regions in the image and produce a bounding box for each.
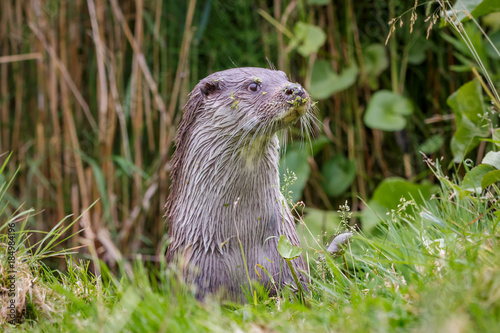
[165,68,312,301]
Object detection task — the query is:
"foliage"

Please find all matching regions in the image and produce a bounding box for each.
[321,154,357,197]
[447,79,489,162]
[364,90,414,131]
[309,60,358,99]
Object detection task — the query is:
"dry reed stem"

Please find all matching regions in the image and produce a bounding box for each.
[0,53,42,63]
[87,0,109,144]
[274,0,284,70]
[107,59,132,161]
[28,22,98,131]
[10,3,21,159]
[166,0,196,128]
[131,0,145,252]
[109,0,168,123]
[0,0,9,153]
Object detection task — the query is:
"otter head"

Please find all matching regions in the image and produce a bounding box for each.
[182,67,313,141]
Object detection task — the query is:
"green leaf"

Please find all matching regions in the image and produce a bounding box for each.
[113,156,149,178]
[362,44,389,90]
[471,0,500,18]
[255,264,275,284]
[361,178,436,231]
[461,164,495,196]
[277,235,303,259]
[448,80,487,123]
[361,200,389,232]
[290,22,326,57]
[493,128,500,148]
[481,169,500,188]
[321,154,357,197]
[486,30,500,59]
[447,80,489,162]
[407,37,430,65]
[419,135,445,154]
[445,0,500,22]
[363,44,389,89]
[364,90,414,131]
[363,44,388,76]
[483,12,500,31]
[310,60,358,99]
[279,149,310,202]
[445,0,477,22]
[482,151,500,169]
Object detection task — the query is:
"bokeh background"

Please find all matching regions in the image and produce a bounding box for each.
[1,0,499,264]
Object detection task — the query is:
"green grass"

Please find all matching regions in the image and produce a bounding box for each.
[2,155,500,332]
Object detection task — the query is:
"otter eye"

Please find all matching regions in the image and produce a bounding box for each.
[248,82,261,92]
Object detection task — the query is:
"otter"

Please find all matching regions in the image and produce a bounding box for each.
[165,67,313,301]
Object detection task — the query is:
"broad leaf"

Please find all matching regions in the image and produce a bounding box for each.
[321,154,356,197]
[493,128,500,148]
[363,43,388,89]
[445,0,500,22]
[461,164,495,196]
[290,22,326,57]
[310,60,359,99]
[363,44,388,76]
[486,30,500,59]
[419,135,445,154]
[471,0,500,18]
[407,37,430,65]
[277,235,303,259]
[482,151,500,169]
[447,80,489,162]
[364,90,414,131]
[481,169,500,188]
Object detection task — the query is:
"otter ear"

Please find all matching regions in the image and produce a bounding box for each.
[199,80,221,97]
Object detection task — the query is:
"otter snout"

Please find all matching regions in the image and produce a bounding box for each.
[281,83,310,123]
[283,83,306,98]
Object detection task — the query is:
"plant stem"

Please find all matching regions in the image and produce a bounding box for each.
[285,258,307,306]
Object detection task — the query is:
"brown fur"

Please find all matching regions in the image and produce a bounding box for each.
[165,67,312,301]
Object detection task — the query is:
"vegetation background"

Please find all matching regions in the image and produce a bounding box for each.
[1,0,500,331]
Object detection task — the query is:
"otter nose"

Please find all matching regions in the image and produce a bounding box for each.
[284,84,306,98]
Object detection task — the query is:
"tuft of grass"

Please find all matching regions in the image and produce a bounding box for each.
[0,154,98,329]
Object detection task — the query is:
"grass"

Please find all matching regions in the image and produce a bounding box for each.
[2,154,499,332]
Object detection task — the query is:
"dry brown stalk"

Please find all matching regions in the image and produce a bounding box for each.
[28,22,98,131]
[109,0,168,124]
[166,0,196,129]
[274,0,284,70]
[0,53,42,63]
[87,0,109,144]
[131,0,145,252]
